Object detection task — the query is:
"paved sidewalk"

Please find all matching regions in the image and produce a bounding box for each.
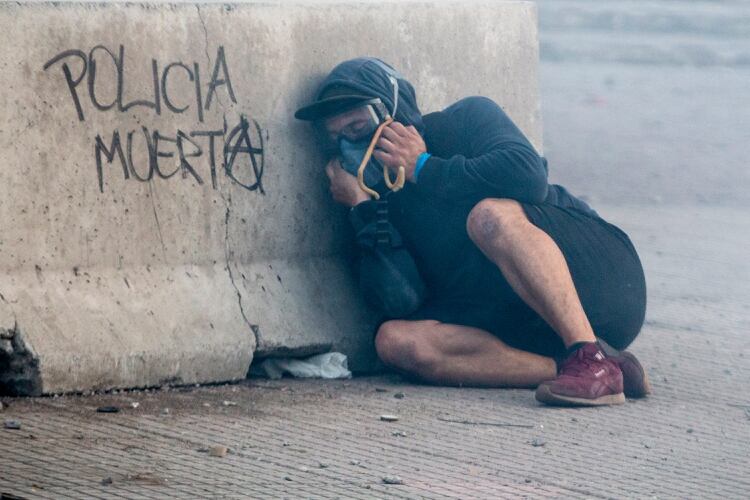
[2,205,749,499]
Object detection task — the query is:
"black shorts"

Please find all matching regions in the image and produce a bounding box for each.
[407,204,647,358]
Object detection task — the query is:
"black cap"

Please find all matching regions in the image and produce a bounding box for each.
[294,84,374,121]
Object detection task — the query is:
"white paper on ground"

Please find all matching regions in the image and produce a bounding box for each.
[258,352,352,380]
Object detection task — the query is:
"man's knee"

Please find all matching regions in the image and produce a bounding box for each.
[466,198,527,246]
[375,321,440,377]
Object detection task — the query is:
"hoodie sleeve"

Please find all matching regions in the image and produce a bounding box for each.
[414,97,548,205]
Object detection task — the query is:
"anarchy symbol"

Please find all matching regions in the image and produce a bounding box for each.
[224,114,265,193]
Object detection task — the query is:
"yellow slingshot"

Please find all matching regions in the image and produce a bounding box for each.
[356,117,406,200]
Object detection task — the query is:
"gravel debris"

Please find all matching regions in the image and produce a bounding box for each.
[209,445,228,457]
[4,419,21,430]
[530,437,546,447]
[96,406,120,413]
[382,475,404,485]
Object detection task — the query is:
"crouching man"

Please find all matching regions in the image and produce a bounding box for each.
[295,58,650,406]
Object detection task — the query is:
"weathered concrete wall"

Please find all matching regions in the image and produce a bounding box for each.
[0,1,541,394]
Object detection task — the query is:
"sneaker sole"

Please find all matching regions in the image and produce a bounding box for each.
[535,384,626,407]
[617,351,652,399]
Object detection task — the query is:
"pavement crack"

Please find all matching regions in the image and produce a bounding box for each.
[195,6,249,344]
[221,190,256,344]
[196,5,211,70]
[196,4,225,111]
[148,182,168,262]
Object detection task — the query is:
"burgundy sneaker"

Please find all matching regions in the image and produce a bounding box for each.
[611,351,652,398]
[536,342,625,406]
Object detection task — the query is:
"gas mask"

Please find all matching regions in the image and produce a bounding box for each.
[328,97,393,188]
[339,135,386,187]
[319,72,405,199]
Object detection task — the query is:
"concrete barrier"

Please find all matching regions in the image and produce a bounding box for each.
[0,1,541,395]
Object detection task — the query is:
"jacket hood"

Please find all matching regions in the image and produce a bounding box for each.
[315,57,424,133]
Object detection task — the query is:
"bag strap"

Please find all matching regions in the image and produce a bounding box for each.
[374,197,391,247]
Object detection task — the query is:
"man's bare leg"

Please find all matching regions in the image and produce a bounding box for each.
[375,319,556,387]
[464,198,635,406]
[466,198,596,349]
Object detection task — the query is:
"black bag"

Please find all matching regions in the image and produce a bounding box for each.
[351,197,425,318]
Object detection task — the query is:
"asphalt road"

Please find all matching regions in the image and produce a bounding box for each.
[536,0,750,207]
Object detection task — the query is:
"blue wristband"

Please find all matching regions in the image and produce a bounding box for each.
[414,152,431,182]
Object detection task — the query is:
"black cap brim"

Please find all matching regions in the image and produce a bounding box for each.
[294,94,374,121]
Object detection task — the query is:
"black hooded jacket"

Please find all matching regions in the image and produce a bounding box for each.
[316,58,596,317]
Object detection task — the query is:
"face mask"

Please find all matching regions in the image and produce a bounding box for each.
[321,63,406,199]
[339,137,384,187]
[336,74,402,193]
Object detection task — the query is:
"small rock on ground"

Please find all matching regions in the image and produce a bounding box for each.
[96,406,120,413]
[209,445,228,457]
[382,475,404,485]
[4,419,21,430]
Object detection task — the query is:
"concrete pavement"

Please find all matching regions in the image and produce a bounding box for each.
[1,204,749,498]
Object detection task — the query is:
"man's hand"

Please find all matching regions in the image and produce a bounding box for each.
[373,122,426,182]
[325,158,370,207]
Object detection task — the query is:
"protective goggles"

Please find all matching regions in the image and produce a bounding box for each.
[315,98,392,154]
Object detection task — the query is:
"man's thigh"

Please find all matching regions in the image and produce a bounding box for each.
[520,203,648,350]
